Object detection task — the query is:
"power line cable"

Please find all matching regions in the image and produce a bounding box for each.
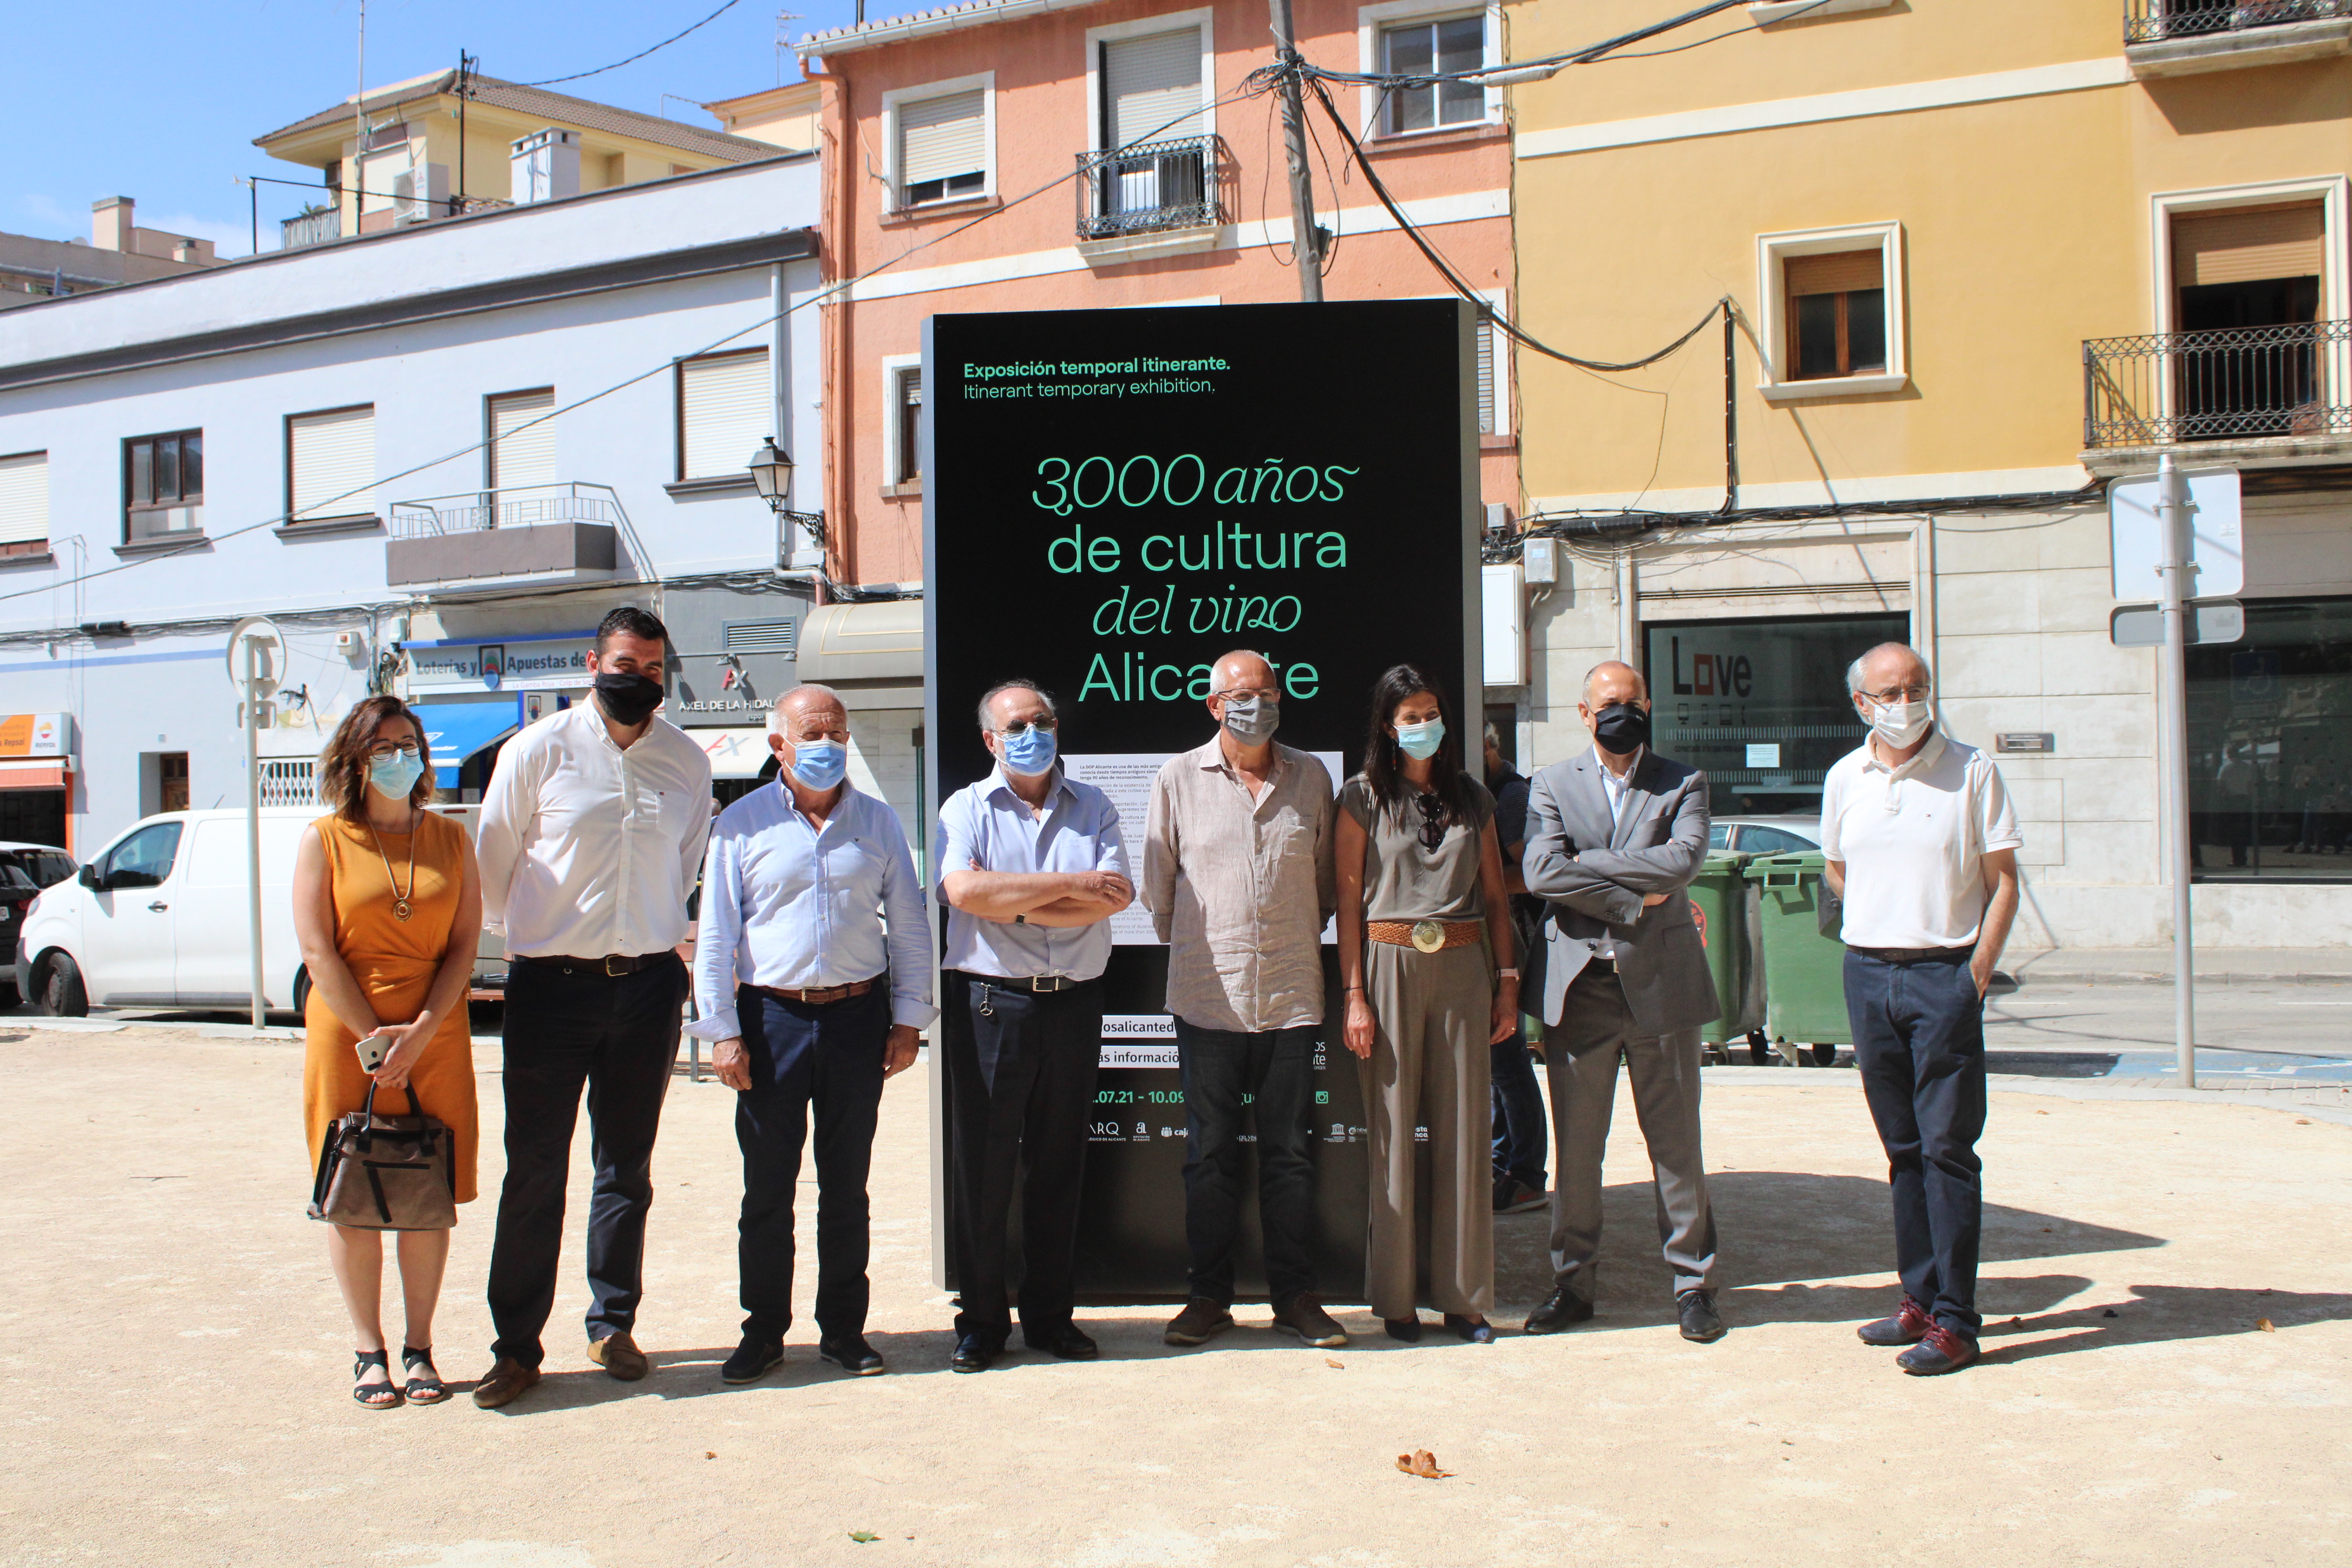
[520,0,746,88]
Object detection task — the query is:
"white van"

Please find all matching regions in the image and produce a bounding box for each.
[14,805,503,1017]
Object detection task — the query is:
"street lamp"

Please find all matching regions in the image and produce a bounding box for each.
[747,436,794,505]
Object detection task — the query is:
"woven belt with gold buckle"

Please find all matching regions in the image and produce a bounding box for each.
[1367,919,1482,953]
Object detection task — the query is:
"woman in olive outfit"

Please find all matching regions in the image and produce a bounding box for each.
[1335,665,1518,1342]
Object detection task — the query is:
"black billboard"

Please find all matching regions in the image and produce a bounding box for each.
[922,299,1482,1301]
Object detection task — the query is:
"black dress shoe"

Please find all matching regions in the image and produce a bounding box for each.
[950,1333,1000,1374]
[1677,1289,1725,1343]
[1025,1322,1099,1361]
[818,1335,886,1376]
[1523,1286,1595,1334]
[720,1336,785,1384]
[1383,1315,1424,1343]
[1445,1314,1497,1344]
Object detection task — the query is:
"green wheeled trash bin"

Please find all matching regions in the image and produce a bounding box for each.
[1743,852,1852,1067]
[1687,850,1764,1064]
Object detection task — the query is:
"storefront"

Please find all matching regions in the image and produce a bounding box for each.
[0,713,76,850]
[398,632,592,801]
[2185,594,2352,881]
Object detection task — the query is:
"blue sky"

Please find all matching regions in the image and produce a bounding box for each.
[3,0,865,259]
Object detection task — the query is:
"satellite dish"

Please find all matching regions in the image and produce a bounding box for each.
[226,616,285,700]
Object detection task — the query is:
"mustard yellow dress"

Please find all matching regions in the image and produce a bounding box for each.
[301,811,481,1204]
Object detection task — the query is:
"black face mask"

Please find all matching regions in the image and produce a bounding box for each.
[593,670,665,727]
[1592,701,1651,756]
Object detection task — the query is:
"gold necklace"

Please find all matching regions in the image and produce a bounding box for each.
[367,811,420,922]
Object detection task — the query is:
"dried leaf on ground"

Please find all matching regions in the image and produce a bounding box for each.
[2256,1318,2276,1333]
[704,1451,716,1459]
[1396,1449,1452,1479]
[1325,1358,1344,1368]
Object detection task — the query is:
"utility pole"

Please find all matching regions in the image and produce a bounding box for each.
[1268,0,1324,302]
[2155,453,2196,1088]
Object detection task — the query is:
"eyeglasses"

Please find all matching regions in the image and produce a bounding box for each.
[1413,791,1448,851]
[1860,684,1931,705]
[367,742,423,763]
[995,718,1057,738]
[1214,687,1279,703]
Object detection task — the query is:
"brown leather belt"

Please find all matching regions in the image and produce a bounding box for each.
[752,979,877,1005]
[1367,919,1482,953]
[518,952,671,976]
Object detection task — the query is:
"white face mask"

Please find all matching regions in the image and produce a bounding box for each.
[1863,696,1932,750]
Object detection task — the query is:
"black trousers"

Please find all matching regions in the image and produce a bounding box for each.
[735,983,889,1342]
[1174,1017,1319,1307]
[487,955,684,1368]
[1844,949,1987,1338]
[940,970,1102,1344]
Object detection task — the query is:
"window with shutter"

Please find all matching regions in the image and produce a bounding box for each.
[486,389,557,492]
[895,369,926,484]
[1476,321,1497,436]
[897,89,986,207]
[0,451,48,554]
[1103,29,1203,151]
[678,350,772,481]
[2173,202,2325,333]
[123,430,204,541]
[287,406,378,522]
[1785,250,1887,380]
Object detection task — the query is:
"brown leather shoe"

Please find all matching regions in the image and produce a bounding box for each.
[472,1357,540,1409]
[589,1331,650,1381]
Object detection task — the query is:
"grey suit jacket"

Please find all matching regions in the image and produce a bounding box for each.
[1521,749,1717,1037]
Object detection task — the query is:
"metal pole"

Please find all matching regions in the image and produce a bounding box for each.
[2156,453,2195,1087]
[1268,0,1324,303]
[244,635,267,1031]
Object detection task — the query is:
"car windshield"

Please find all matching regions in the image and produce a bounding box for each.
[23,851,74,887]
[0,863,35,892]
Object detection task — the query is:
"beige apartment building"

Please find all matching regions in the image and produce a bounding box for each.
[1500,0,2352,951]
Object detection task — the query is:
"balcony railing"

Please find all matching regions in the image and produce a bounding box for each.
[1075,135,1220,242]
[2126,0,2351,44]
[388,482,625,539]
[280,210,341,251]
[2083,319,2352,447]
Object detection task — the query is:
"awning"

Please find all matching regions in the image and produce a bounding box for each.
[697,727,776,779]
[412,702,520,786]
[0,760,70,790]
[796,600,923,684]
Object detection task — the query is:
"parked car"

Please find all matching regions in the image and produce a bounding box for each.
[0,841,76,890]
[0,850,64,1005]
[14,805,504,1018]
[1709,815,1822,855]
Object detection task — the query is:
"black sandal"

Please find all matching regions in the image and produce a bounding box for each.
[401,1345,449,1405]
[352,1348,401,1409]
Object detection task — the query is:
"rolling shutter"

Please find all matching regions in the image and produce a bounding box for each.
[1104,29,1204,149]
[899,90,985,189]
[0,452,48,545]
[2173,202,2325,288]
[1476,321,1497,436]
[288,407,377,521]
[1784,249,1883,297]
[680,350,771,480]
[488,389,557,491]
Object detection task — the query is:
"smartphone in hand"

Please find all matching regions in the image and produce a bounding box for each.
[355,1033,390,1073]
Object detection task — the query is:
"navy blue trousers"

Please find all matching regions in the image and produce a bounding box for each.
[1490,1020,1549,1195]
[1844,950,1987,1338]
[1174,1017,1319,1306]
[734,983,890,1342]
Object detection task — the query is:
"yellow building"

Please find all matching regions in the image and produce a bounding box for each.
[1503,0,2352,950]
[255,70,782,246]
[700,79,822,152]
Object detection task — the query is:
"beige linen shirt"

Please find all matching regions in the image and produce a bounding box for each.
[1142,737,1338,1033]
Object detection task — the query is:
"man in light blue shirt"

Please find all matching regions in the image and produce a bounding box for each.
[936,680,1132,1373]
[690,684,933,1385]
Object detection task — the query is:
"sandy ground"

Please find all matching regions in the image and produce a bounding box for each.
[2,1023,2347,1568]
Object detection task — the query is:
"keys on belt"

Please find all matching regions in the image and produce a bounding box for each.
[980,974,1078,994]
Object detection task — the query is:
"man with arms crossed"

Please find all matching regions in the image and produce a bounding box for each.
[1142,650,1347,1351]
[1824,642,2020,1376]
[1520,661,1726,1344]
[936,681,1133,1373]
[473,606,713,1408]
[690,686,933,1384]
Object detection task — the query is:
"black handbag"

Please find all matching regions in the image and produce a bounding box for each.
[308,1080,458,1231]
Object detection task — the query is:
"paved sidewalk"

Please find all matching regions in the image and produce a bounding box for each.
[1,1022,2347,1567]
[2005,947,2352,984]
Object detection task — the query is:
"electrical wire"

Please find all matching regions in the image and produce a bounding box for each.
[520,0,746,88]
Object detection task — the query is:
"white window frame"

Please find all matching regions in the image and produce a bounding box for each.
[1755,221,1907,403]
[880,352,925,489]
[1085,9,1219,155]
[2151,175,2348,334]
[0,449,50,550]
[1356,2,1504,142]
[881,71,996,213]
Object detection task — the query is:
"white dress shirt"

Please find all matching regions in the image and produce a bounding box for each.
[1819,729,2022,949]
[688,778,936,1040]
[937,763,1131,982]
[1590,744,1643,959]
[476,702,714,960]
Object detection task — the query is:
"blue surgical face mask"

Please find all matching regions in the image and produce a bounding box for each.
[368,750,424,801]
[999,724,1058,778]
[788,738,847,792]
[1395,718,1446,760]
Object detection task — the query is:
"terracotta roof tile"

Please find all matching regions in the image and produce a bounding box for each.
[253,74,776,163]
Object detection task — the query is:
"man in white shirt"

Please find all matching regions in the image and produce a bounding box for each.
[1822,641,2021,1377]
[688,685,933,1386]
[936,681,1133,1374]
[471,606,714,1409]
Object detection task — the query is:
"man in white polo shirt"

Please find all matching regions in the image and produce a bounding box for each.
[1821,641,2020,1377]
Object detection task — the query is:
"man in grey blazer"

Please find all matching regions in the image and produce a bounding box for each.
[1520,660,1724,1342]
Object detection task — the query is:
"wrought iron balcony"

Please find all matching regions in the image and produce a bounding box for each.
[280,210,341,251]
[1075,136,1220,242]
[386,482,626,587]
[2082,319,2352,447]
[2127,0,2350,44]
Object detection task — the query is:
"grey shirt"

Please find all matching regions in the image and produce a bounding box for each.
[1141,737,1337,1034]
[1340,775,1495,923]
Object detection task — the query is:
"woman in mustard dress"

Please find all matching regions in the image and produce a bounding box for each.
[293,696,482,1409]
